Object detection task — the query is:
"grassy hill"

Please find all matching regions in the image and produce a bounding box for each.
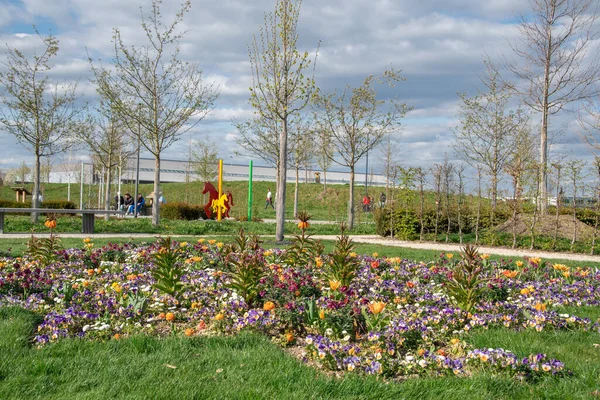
[0,180,379,223]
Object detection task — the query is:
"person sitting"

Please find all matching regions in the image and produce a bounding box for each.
[114,193,125,211]
[128,193,145,215]
[124,193,134,215]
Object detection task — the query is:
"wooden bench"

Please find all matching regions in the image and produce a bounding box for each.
[0,208,125,234]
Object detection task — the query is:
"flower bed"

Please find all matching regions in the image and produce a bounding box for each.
[1,230,598,381]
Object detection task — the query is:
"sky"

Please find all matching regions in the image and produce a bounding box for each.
[0,0,599,191]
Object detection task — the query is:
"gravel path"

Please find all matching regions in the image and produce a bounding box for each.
[1,232,599,263]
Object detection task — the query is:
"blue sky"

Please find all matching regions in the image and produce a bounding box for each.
[0,0,599,192]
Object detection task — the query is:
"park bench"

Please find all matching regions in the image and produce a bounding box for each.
[0,208,125,234]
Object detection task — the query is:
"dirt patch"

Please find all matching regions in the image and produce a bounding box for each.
[495,214,596,241]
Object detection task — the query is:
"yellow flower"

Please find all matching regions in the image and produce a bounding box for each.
[111,282,122,293]
[372,252,378,258]
[184,328,195,337]
[319,309,325,320]
[208,240,216,245]
[315,257,323,268]
[83,237,92,244]
[197,238,205,244]
[515,260,524,268]
[520,288,530,295]
[553,263,568,271]
[263,250,273,257]
[179,242,188,247]
[214,313,224,321]
[0,262,6,269]
[479,354,489,362]
[450,338,460,346]
[446,253,454,259]
[349,252,357,258]
[534,303,547,311]
[216,242,223,248]
[529,257,542,265]
[481,254,490,260]
[263,301,276,311]
[562,271,570,278]
[165,312,175,322]
[329,280,341,291]
[368,301,386,314]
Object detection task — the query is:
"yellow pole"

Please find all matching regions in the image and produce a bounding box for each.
[217,159,223,221]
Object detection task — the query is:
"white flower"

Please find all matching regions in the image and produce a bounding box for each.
[418,360,427,368]
[82,325,90,332]
[406,355,414,362]
[325,328,333,336]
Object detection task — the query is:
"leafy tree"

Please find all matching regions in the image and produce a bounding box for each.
[90,0,219,226]
[0,30,83,220]
[506,0,600,213]
[248,0,318,241]
[313,70,409,229]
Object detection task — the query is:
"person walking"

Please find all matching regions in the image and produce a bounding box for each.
[265,188,274,209]
[379,192,386,208]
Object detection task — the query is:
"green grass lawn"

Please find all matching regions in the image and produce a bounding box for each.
[1,306,599,399]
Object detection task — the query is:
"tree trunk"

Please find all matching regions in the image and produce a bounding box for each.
[104,152,112,221]
[294,165,299,218]
[31,152,41,223]
[348,166,355,229]
[152,155,161,226]
[275,118,288,242]
[323,169,327,194]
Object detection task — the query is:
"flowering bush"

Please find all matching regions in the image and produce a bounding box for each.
[1,233,599,381]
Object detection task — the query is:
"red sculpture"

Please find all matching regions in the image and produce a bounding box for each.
[202,181,234,219]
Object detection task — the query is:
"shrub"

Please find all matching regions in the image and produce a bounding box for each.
[161,202,204,220]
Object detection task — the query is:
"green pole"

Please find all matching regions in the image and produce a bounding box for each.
[248,160,253,221]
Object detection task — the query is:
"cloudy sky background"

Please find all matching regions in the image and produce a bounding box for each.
[1,0,599,191]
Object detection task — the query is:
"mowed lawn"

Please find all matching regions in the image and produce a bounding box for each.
[1,306,600,399]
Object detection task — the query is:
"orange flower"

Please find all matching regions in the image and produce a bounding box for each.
[44,219,57,229]
[113,333,122,340]
[520,288,530,295]
[165,312,175,322]
[417,348,426,356]
[184,328,195,337]
[368,301,386,314]
[197,320,206,331]
[263,301,276,311]
[319,309,325,320]
[158,312,166,320]
[214,313,224,321]
[502,270,518,279]
[285,333,294,343]
[329,280,341,291]
[297,221,310,230]
[82,280,89,287]
[370,260,380,269]
[446,253,454,259]
[406,281,415,288]
[534,303,547,312]
[437,349,448,356]
[481,254,490,260]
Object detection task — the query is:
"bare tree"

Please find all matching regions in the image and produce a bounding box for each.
[431,163,443,242]
[565,159,586,249]
[90,0,218,226]
[506,125,536,248]
[77,100,131,218]
[551,162,563,249]
[380,135,401,199]
[314,70,409,229]
[456,164,466,244]
[453,61,528,211]
[314,128,333,194]
[591,156,600,255]
[290,119,314,218]
[248,0,318,242]
[415,167,427,241]
[506,0,600,214]
[0,30,82,221]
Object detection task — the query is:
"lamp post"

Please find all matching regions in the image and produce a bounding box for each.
[134,104,141,218]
